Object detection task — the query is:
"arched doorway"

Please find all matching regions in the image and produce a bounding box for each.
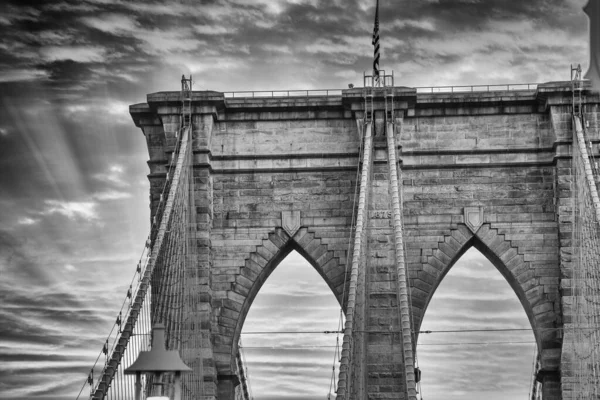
[416,247,536,400]
[240,250,342,399]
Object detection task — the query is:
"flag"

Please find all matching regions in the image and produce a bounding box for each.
[372,0,380,86]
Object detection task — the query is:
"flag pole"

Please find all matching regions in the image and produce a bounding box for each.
[372,0,380,87]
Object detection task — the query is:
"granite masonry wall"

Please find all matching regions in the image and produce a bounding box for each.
[129,82,600,400]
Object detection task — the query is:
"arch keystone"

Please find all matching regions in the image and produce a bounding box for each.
[281,210,301,237]
[464,206,484,233]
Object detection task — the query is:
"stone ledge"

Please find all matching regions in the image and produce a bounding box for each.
[133,82,588,126]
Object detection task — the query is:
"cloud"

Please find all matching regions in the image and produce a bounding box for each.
[108,165,123,174]
[64,104,90,114]
[41,200,98,220]
[194,24,235,35]
[92,190,132,201]
[16,217,39,225]
[62,100,134,125]
[106,100,130,116]
[43,2,99,13]
[261,44,292,54]
[305,36,370,56]
[334,69,357,79]
[165,54,246,74]
[120,1,201,16]
[34,30,78,46]
[40,46,108,63]
[393,18,437,32]
[89,66,140,83]
[0,68,50,82]
[80,14,138,35]
[135,28,205,55]
[93,164,129,188]
[0,4,41,25]
[79,13,207,56]
[240,347,339,398]
[64,263,76,271]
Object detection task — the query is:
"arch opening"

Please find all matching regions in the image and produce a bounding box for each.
[239,250,342,399]
[416,247,537,400]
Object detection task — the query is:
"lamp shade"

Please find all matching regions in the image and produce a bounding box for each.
[124,324,192,374]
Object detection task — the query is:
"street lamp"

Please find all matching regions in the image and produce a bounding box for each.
[125,323,192,400]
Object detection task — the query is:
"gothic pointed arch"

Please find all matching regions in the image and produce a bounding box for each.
[217,226,350,375]
[412,223,561,371]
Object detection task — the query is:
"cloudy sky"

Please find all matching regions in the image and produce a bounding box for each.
[0,0,593,399]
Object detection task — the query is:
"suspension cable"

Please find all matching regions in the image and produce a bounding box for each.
[78,77,195,400]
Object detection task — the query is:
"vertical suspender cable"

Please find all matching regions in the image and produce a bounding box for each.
[386,121,417,400]
[333,102,366,398]
[336,120,373,399]
[571,114,600,398]
[574,116,600,221]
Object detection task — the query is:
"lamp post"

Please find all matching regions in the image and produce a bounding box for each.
[125,324,192,400]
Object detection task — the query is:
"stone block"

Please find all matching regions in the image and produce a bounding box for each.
[499,247,519,264]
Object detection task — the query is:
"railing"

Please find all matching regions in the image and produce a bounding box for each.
[415,83,538,93]
[364,70,394,88]
[224,89,342,98]
[222,83,540,99]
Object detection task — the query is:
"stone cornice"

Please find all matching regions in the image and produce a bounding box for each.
[130,81,600,127]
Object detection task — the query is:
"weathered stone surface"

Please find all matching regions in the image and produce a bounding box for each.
[129,83,591,399]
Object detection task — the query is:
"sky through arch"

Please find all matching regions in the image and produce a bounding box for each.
[416,247,537,400]
[240,250,342,400]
